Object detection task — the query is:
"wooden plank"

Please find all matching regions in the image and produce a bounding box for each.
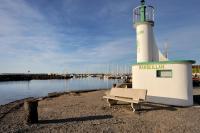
[103,96,139,103]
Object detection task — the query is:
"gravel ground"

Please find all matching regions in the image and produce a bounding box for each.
[0,88,200,133]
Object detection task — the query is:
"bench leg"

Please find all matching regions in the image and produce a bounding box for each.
[131,103,135,112]
[131,103,141,112]
[107,99,117,107]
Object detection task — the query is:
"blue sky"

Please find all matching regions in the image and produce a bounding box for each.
[0,0,199,73]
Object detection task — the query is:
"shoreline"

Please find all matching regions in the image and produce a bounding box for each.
[1,87,200,107]
[0,74,72,82]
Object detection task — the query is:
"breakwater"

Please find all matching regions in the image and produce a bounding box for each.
[0,73,72,81]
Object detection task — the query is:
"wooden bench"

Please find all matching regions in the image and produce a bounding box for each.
[103,88,147,112]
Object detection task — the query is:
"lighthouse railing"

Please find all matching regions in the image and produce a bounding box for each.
[133,5,154,24]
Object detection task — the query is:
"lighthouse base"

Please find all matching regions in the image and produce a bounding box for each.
[132,60,195,106]
[146,96,192,106]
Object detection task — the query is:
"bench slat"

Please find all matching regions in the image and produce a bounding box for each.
[103,95,139,103]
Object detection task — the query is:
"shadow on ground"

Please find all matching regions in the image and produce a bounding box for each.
[39,115,113,124]
[140,103,177,112]
[107,102,177,113]
[194,95,200,104]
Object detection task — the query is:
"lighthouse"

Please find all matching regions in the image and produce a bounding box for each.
[134,0,167,63]
[132,0,195,106]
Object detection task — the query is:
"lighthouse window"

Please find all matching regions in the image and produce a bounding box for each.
[156,70,172,78]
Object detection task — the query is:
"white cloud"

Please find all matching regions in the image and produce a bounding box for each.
[0,0,136,73]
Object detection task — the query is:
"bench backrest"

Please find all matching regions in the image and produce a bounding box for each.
[109,88,147,101]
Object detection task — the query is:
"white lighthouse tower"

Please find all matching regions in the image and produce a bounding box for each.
[132,0,195,106]
[134,0,167,63]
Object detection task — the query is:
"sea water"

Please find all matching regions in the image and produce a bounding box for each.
[0,77,121,105]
